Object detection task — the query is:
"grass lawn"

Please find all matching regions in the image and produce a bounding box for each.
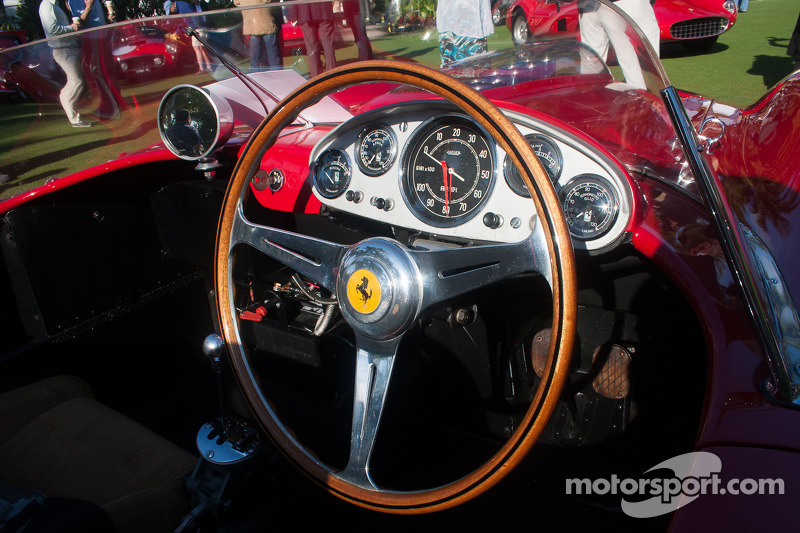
[0,74,202,200]
[660,0,799,107]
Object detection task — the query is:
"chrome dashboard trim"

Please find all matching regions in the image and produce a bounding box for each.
[309,102,632,252]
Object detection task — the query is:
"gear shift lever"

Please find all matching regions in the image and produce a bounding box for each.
[176,335,262,533]
[203,334,228,435]
[196,335,258,464]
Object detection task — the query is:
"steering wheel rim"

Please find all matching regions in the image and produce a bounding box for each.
[215,60,577,513]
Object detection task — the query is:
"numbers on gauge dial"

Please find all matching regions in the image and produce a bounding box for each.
[560,175,619,240]
[313,148,351,198]
[503,135,562,198]
[404,119,494,226]
[356,125,397,176]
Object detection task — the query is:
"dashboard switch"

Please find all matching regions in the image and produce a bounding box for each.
[345,190,364,203]
[483,212,503,229]
[267,169,284,192]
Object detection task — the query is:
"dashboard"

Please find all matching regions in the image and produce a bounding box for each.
[309,102,632,251]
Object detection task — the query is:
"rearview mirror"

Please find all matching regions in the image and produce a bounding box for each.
[158,85,233,161]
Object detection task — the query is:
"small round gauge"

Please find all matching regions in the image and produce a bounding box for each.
[503,135,562,198]
[356,125,397,176]
[313,148,351,198]
[402,117,494,227]
[560,174,619,240]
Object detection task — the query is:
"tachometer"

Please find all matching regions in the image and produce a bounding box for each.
[402,117,494,227]
[560,174,619,240]
[356,124,397,176]
[503,135,562,198]
[313,148,351,199]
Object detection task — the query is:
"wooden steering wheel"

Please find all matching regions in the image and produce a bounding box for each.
[215,61,577,513]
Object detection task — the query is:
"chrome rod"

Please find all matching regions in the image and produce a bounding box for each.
[662,86,800,404]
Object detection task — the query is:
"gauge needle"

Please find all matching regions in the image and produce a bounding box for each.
[424,147,442,166]
[442,160,450,216]
[449,168,465,182]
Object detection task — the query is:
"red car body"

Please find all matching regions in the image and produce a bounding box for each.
[112,23,189,80]
[0,30,28,101]
[0,29,26,49]
[0,2,798,531]
[507,0,738,51]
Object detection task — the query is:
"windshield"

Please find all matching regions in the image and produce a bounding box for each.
[0,0,679,203]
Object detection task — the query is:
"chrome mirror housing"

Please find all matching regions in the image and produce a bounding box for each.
[158,84,233,161]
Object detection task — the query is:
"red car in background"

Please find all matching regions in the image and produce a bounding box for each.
[0,29,69,103]
[113,23,191,81]
[1,23,190,107]
[507,0,738,52]
[0,30,26,50]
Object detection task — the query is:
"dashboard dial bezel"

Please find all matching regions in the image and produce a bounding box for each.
[559,174,620,240]
[400,115,496,228]
[313,148,352,199]
[355,123,398,177]
[503,134,562,197]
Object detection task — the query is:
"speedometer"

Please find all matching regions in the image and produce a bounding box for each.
[401,117,494,227]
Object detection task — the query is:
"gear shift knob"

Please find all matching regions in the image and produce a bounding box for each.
[203,334,225,360]
[203,334,226,373]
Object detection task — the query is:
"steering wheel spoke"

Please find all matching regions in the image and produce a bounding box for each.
[338,335,400,489]
[413,227,553,310]
[230,202,347,291]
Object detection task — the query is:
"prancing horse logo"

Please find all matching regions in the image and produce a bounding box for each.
[356,276,372,305]
[346,269,382,314]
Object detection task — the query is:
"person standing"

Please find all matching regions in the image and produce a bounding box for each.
[234,0,281,71]
[342,0,372,61]
[166,0,214,74]
[290,0,337,77]
[39,0,94,127]
[578,0,659,90]
[67,0,123,120]
[67,0,106,28]
[436,0,494,66]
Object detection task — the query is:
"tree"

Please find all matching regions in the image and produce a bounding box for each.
[14,0,44,40]
[114,0,164,20]
[116,0,233,20]
[1,1,7,30]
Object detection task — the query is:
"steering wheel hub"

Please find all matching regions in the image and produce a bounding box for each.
[337,238,421,340]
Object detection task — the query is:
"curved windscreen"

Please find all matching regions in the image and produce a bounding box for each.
[0,0,679,203]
